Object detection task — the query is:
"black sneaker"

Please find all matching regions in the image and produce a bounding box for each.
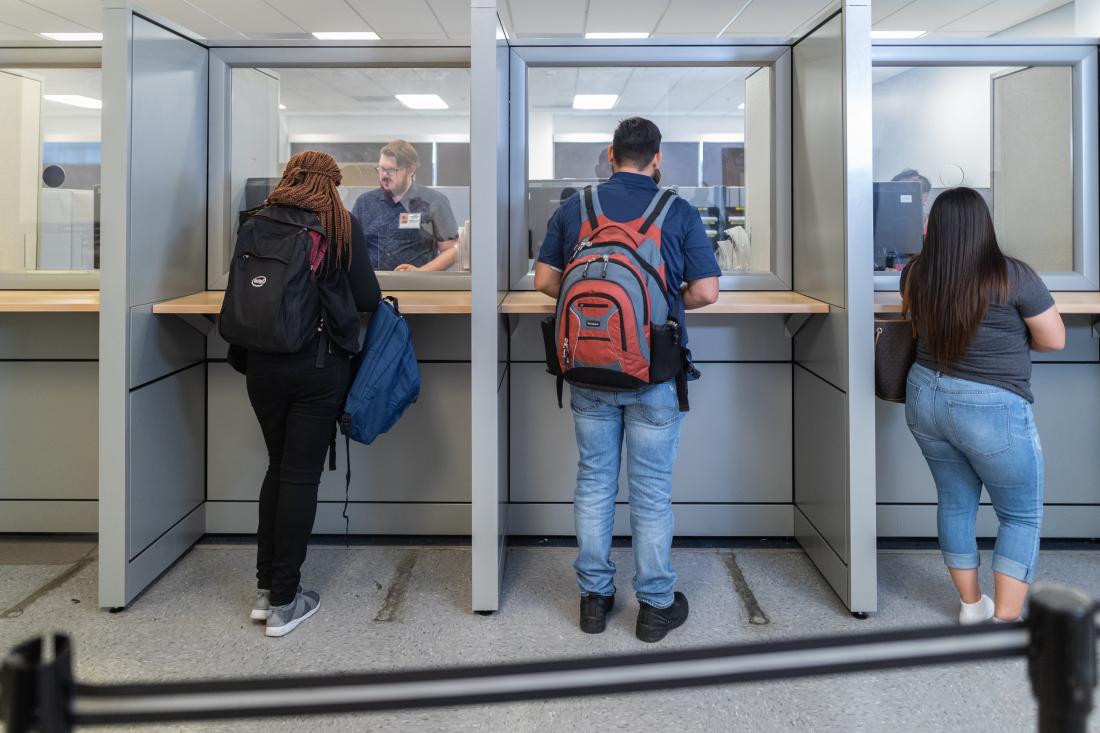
[579,593,615,634]
[636,591,689,643]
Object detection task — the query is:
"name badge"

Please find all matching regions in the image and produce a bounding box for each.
[399,212,422,230]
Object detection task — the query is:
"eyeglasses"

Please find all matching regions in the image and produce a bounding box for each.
[376,166,405,176]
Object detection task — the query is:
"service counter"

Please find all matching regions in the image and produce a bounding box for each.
[874,290,1100,538]
[154,290,473,536]
[0,290,100,532]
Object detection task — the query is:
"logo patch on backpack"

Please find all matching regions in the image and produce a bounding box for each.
[251,275,267,288]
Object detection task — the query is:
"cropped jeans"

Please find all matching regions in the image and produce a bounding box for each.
[905,363,1044,583]
[570,382,683,609]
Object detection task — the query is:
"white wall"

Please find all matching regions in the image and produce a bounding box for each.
[282,113,470,143]
[0,71,41,270]
[873,67,993,188]
[41,115,100,143]
[744,67,771,272]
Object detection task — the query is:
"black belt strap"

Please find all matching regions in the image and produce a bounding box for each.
[556,374,565,409]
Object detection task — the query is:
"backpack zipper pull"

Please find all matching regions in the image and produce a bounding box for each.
[601,254,610,278]
[583,260,593,278]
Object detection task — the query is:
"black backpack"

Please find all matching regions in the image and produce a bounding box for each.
[219,205,326,354]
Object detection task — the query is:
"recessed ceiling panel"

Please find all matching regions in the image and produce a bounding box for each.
[185,0,305,35]
[0,0,89,33]
[585,0,668,36]
[20,0,101,29]
[345,0,447,38]
[506,0,588,36]
[725,0,832,35]
[939,0,1066,33]
[264,0,373,33]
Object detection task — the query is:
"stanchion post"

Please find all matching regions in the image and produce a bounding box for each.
[1028,584,1097,733]
[0,637,43,733]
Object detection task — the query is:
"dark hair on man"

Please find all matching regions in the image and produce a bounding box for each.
[902,187,1011,367]
[611,117,662,169]
[892,168,931,194]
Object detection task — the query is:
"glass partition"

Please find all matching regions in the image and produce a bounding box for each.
[508,47,791,290]
[523,65,765,281]
[871,46,1098,290]
[0,67,101,275]
[215,63,471,289]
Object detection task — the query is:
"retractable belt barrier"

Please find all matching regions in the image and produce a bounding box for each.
[1,584,1095,733]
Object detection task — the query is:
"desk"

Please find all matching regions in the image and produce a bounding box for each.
[500,291,830,315]
[153,290,473,315]
[0,291,99,312]
[874,291,1100,314]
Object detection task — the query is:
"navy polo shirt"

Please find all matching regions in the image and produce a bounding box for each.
[537,172,720,346]
[351,183,459,271]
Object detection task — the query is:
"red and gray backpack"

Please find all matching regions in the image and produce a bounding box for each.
[541,185,692,411]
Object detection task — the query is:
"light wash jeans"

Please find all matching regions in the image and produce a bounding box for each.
[905,363,1044,583]
[570,382,683,609]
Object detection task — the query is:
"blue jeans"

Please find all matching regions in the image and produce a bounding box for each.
[905,363,1044,583]
[571,382,683,608]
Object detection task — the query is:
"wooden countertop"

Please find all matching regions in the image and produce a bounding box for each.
[875,291,1100,315]
[152,290,472,315]
[500,291,830,315]
[0,290,99,312]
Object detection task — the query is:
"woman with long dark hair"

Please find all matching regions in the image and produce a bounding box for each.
[245,151,380,636]
[901,187,1064,624]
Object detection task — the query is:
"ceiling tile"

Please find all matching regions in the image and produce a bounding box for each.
[654,0,744,37]
[0,0,90,32]
[585,0,668,35]
[185,0,305,35]
[507,0,587,36]
[135,0,247,39]
[345,0,446,37]
[875,0,997,31]
[872,0,916,23]
[726,0,832,35]
[425,0,469,40]
[20,0,100,29]
[263,0,372,33]
[940,0,1068,32]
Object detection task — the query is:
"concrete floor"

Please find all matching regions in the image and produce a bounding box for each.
[0,537,1097,732]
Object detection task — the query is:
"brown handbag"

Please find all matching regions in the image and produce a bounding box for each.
[874,319,917,403]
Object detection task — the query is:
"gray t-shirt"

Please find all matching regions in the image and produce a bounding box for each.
[901,259,1055,402]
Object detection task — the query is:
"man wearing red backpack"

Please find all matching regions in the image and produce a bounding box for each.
[535,117,720,642]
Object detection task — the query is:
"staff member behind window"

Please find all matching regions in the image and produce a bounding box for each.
[901,187,1064,625]
[351,139,460,272]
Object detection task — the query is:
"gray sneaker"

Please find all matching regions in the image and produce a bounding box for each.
[265,590,321,637]
[251,589,271,622]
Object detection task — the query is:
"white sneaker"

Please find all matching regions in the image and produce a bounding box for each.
[959,594,995,625]
[251,589,271,622]
[265,591,321,637]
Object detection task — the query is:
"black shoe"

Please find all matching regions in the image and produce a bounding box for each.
[579,593,615,634]
[636,591,689,643]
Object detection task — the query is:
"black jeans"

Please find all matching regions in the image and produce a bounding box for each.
[246,344,351,606]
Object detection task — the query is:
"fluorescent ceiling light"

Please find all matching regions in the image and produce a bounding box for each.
[573,94,618,110]
[871,30,926,39]
[279,104,287,110]
[312,31,379,40]
[395,94,448,110]
[44,94,102,109]
[39,32,102,42]
[737,103,745,110]
[585,32,649,39]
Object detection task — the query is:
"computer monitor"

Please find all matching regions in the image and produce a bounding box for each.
[873,181,923,268]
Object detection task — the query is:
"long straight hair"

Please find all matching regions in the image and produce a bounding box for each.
[902,187,1009,366]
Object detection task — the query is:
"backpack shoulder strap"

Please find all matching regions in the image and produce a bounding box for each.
[579,185,599,229]
[639,189,677,235]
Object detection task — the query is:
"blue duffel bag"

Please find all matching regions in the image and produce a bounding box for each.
[341,296,420,445]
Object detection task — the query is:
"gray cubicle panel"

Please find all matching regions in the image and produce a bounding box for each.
[791,3,877,615]
[0,315,98,532]
[508,315,794,536]
[470,8,511,612]
[100,8,208,608]
[205,316,472,534]
[877,317,1100,537]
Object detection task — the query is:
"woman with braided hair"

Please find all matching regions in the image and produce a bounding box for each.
[244,151,380,637]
